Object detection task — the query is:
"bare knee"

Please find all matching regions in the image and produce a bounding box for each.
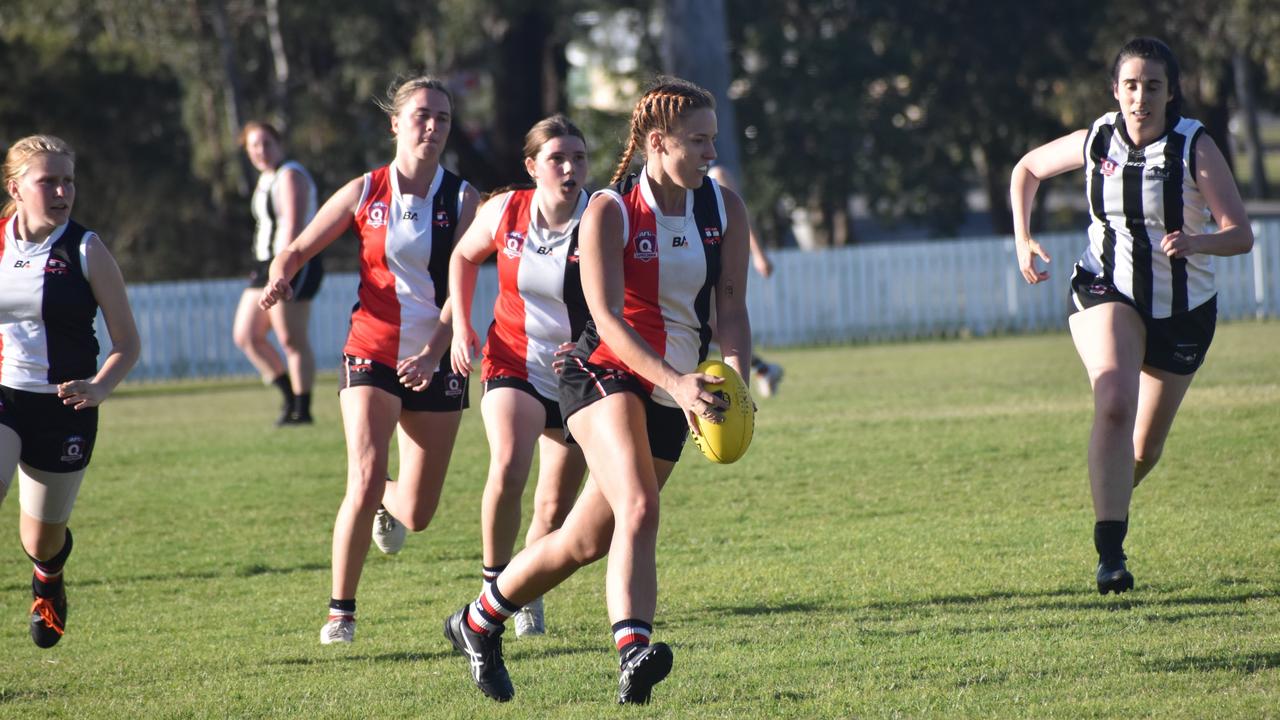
[533,494,572,531]
[614,490,661,539]
[343,472,386,515]
[400,501,440,533]
[564,528,610,566]
[1133,442,1164,486]
[1092,372,1138,430]
[232,325,257,352]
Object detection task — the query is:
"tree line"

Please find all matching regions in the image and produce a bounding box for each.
[1,0,1276,281]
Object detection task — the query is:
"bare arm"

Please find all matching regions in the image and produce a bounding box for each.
[1009,129,1088,284]
[713,188,753,383]
[58,235,140,409]
[259,176,363,309]
[1160,135,1253,258]
[448,192,505,375]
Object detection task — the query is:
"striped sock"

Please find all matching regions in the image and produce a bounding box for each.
[466,582,519,636]
[328,598,356,621]
[612,618,653,659]
[481,564,507,592]
[28,529,73,598]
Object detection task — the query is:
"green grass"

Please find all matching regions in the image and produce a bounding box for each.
[2,323,1278,718]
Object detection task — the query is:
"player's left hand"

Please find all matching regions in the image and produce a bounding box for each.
[57,379,107,410]
[1160,230,1200,258]
[398,348,443,392]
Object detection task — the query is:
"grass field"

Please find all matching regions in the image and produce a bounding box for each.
[1,322,1278,719]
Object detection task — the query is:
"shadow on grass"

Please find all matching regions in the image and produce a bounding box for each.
[0,689,56,704]
[266,649,455,666]
[1144,650,1280,674]
[0,561,330,593]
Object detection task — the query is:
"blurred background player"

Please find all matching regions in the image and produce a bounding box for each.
[260,76,479,644]
[0,134,140,647]
[234,121,322,425]
[443,77,752,705]
[449,114,590,637]
[1010,37,1252,595]
[706,164,782,398]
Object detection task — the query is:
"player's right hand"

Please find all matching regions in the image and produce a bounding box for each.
[1016,236,1051,284]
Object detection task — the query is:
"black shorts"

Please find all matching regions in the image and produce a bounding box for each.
[1068,265,1217,375]
[339,354,469,412]
[248,255,324,301]
[483,377,564,430]
[0,385,98,472]
[558,358,689,462]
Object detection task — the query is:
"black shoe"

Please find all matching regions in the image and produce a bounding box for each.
[30,577,67,649]
[444,607,514,702]
[618,642,673,705]
[276,409,313,426]
[1096,554,1134,595]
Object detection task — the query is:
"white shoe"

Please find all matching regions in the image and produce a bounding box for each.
[372,507,406,554]
[754,363,784,398]
[513,596,545,637]
[320,615,356,644]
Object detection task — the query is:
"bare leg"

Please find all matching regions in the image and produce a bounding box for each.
[381,408,463,531]
[1069,302,1146,522]
[524,430,587,547]
[232,290,285,381]
[331,386,400,600]
[269,300,315,395]
[1132,367,1196,486]
[478,388,544,567]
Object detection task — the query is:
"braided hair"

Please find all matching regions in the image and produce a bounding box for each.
[610,77,716,185]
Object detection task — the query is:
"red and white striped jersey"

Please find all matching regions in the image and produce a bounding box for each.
[0,218,100,392]
[345,164,468,368]
[578,172,727,408]
[482,188,589,400]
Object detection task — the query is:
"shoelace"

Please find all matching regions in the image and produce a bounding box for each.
[31,597,65,636]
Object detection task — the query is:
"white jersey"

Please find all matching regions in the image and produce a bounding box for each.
[1082,112,1213,318]
[0,219,98,392]
[252,160,318,262]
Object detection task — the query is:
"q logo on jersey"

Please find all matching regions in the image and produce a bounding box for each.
[434,210,451,228]
[1099,158,1119,177]
[633,231,658,262]
[445,375,465,397]
[503,232,525,259]
[368,201,389,228]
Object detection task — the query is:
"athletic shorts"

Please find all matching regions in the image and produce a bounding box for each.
[484,376,564,430]
[247,255,324,301]
[558,358,689,462]
[1068,264,1217,375]
[339,354,469,412]
[0,385,98,473]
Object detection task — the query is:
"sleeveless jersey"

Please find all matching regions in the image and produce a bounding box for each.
[576,173,727,408]
[1082,112,1212,318]
[345,164,468,368]
[482,188,589,399]
[252,160,319,262]
[0,218,100,392]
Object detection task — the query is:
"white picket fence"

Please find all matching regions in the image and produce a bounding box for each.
[102,221,1280,382]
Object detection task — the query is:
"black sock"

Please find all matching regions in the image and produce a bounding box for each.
[750,355,768,373]
[272,373,295,403]
[328,598,356,618]
[1094,520,1128,561]
[28,528,73,597]
[293,393,312,417]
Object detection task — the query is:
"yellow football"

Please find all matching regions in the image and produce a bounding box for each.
[690,360,755,464]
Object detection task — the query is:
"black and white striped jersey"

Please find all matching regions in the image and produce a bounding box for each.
[0,218,100,391]
[1081,111,1212,318]
[251,160,318,262]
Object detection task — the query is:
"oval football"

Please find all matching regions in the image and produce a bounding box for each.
[690,360,754,464]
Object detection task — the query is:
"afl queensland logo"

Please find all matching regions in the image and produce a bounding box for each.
[61,435,85,465]
[445,374,465,397]
[1099,157,1119,177]
[503,231,525,259]
[633,230,659,262]
[368,201,389,228]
